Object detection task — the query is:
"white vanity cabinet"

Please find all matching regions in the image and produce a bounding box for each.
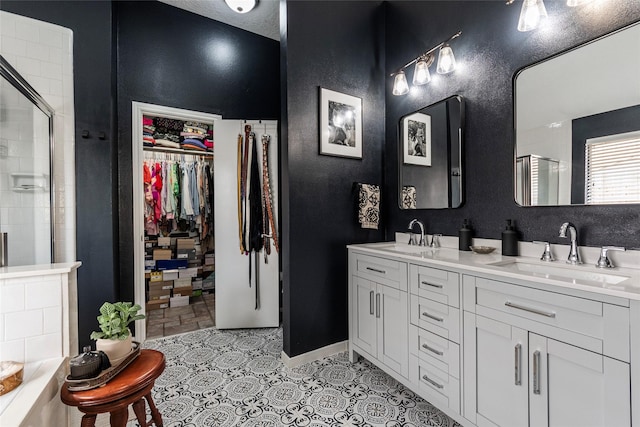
[463,275,631,427]
[349,252,409,379]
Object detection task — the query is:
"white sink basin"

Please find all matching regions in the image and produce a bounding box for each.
[377,243,430,254]
[489,260,629,285]
[376,243,462,261]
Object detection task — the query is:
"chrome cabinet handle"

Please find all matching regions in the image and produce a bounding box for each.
[421,311,444,322]
[421,281,443,289]
[422,374,444,389]
[369,291,374,315]
[422,343,444,356]
[366,266,386,274]
[376,293,380,318]
[505,301,556,318]
[533,350,541,395]
[515,343,522,386]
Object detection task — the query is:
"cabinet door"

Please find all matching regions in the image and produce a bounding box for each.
[529,333,631,427]
[473,315,529,427]
[352,276,377,356]
[378,284,408,378]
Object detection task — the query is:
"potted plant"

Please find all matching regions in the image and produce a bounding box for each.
[90,302,145,365]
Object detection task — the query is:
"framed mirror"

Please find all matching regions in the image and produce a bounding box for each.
[398,95,464,209]
[514,21,640,206]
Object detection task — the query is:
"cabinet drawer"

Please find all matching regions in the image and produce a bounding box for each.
[409,324,460,378]
[410,264,459,307]
[353,253,407,291]
[411,295,460,343]
[474,277,630,361]
[410,355,460,414]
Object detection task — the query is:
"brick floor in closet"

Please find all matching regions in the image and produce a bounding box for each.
[145,292,215,339]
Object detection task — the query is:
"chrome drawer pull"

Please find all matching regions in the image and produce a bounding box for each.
[422,374,444,389]
[376,293,381,318]
[533,350,541,395]
[366,266,386,274]
[421,281,443,289]
[422,343,444,356]
[505,301,556,318]
[421,311,444,322]
[369,291,374,315]
[514,343,522,386]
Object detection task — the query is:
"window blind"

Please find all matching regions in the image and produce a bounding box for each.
[585,133,640,204]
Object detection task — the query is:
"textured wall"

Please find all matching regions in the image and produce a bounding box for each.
[282,1,385,357]
[115,1,280,303]
[385,1,640,247]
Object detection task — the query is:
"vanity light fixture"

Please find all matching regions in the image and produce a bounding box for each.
[224,0,257,14]
[506,0,548,32]
[391,31,462,96]
[566,0,593,6]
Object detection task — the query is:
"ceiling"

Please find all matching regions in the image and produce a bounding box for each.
[158,0,280,41]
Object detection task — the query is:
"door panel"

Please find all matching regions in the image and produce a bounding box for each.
[378,284,408,377]
[352,276,376,356]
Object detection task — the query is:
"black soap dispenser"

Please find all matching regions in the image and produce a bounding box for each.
[502,219,519,256]
[459,219,473,251]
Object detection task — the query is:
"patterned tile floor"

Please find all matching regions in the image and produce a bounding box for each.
[137,327,461,426]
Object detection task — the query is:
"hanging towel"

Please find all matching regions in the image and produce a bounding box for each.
[358,184,380,230]
[401,185,417,209]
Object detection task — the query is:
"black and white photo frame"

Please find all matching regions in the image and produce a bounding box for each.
[402,112,431,166]
[319,87,362,159]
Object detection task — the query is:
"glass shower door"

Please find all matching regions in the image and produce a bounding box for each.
[0,55,54,266]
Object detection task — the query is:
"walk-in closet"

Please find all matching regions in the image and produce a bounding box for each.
[131,102,280,341]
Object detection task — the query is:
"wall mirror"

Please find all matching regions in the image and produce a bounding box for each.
[398,95,464,209]
[514,21,640,206]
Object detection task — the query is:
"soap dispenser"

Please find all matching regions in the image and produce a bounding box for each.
[458,219,473,251]
[502,219,519,256]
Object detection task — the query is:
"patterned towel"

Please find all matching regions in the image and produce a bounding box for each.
[401,185,417,209]
[358,184,380,230]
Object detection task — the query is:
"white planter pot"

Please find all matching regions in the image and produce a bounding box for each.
[95,334,133,366]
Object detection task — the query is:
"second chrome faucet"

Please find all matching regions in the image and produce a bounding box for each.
[559,222,581,264]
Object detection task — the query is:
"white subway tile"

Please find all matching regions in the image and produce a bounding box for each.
[25,333,61,362]
[0,16,16,38]
[39,28,63,49]
[16,56,41,77]
[49,78,63,96]
[1,36,27,57]
[25,278,61,309]
[24,40,50,61]
[0,314,4,342]
[5,309,43,340]
[43,306,62,334]
[24,74,49,95]
[0,338,25,363]
[40,61,62,78]
[14,21,41,43]
[0,283,24,313]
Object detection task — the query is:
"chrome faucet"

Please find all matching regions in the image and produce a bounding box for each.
[559,222,582,264]
[408,219,426,246]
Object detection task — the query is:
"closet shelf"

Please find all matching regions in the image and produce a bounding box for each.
[143,146,213,157]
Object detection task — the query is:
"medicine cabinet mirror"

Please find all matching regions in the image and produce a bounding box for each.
[514,21,640,206]
[398,95,464,210]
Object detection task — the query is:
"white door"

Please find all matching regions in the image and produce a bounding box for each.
[352,276,377,356]
[378,284,408,378]
[473,315,529,427]
[214,119,280,329]
[529,333,631,427]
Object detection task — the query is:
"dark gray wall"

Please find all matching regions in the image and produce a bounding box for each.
[115,1,280,304]
[282,1,386,357]
[385,1,640,248]
[1,1,118,350]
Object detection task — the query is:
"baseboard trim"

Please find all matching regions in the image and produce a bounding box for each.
[281,340,348,368]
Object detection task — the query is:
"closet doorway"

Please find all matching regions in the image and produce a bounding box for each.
[131,102,280,341]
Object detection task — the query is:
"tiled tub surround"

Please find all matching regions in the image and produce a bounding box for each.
[0,262,80,425]
[348,236,640,427]
[0,11,76,264]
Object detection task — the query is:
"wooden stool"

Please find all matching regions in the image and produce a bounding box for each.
[61,349,166,427]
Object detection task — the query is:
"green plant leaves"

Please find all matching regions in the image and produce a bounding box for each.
[91,301,145,340]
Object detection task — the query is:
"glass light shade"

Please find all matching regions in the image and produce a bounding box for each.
[412,58,431,85]
[224,0,257,13]
[436,45,457,74]
[567,0,593,5]
[392,71,409,96]
[517,0,548,32]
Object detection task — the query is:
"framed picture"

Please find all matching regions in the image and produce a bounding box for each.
[402,112,431,166]
[319,87,362,159]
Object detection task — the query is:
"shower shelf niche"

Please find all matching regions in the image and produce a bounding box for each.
[11,173,48,192]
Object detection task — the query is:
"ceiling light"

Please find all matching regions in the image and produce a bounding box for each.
[224,0,257,14]
[390,31,462,96]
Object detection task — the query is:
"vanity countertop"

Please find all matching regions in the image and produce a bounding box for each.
[348,241,640,301]
[0,262,81,280]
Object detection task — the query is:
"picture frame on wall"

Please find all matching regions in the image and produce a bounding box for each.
[402,112,431,166]
[319,87,363,159]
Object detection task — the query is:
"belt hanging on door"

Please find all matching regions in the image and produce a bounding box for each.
[237,133,245,253]
[241,125,252,255]
[261,134,279,256]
